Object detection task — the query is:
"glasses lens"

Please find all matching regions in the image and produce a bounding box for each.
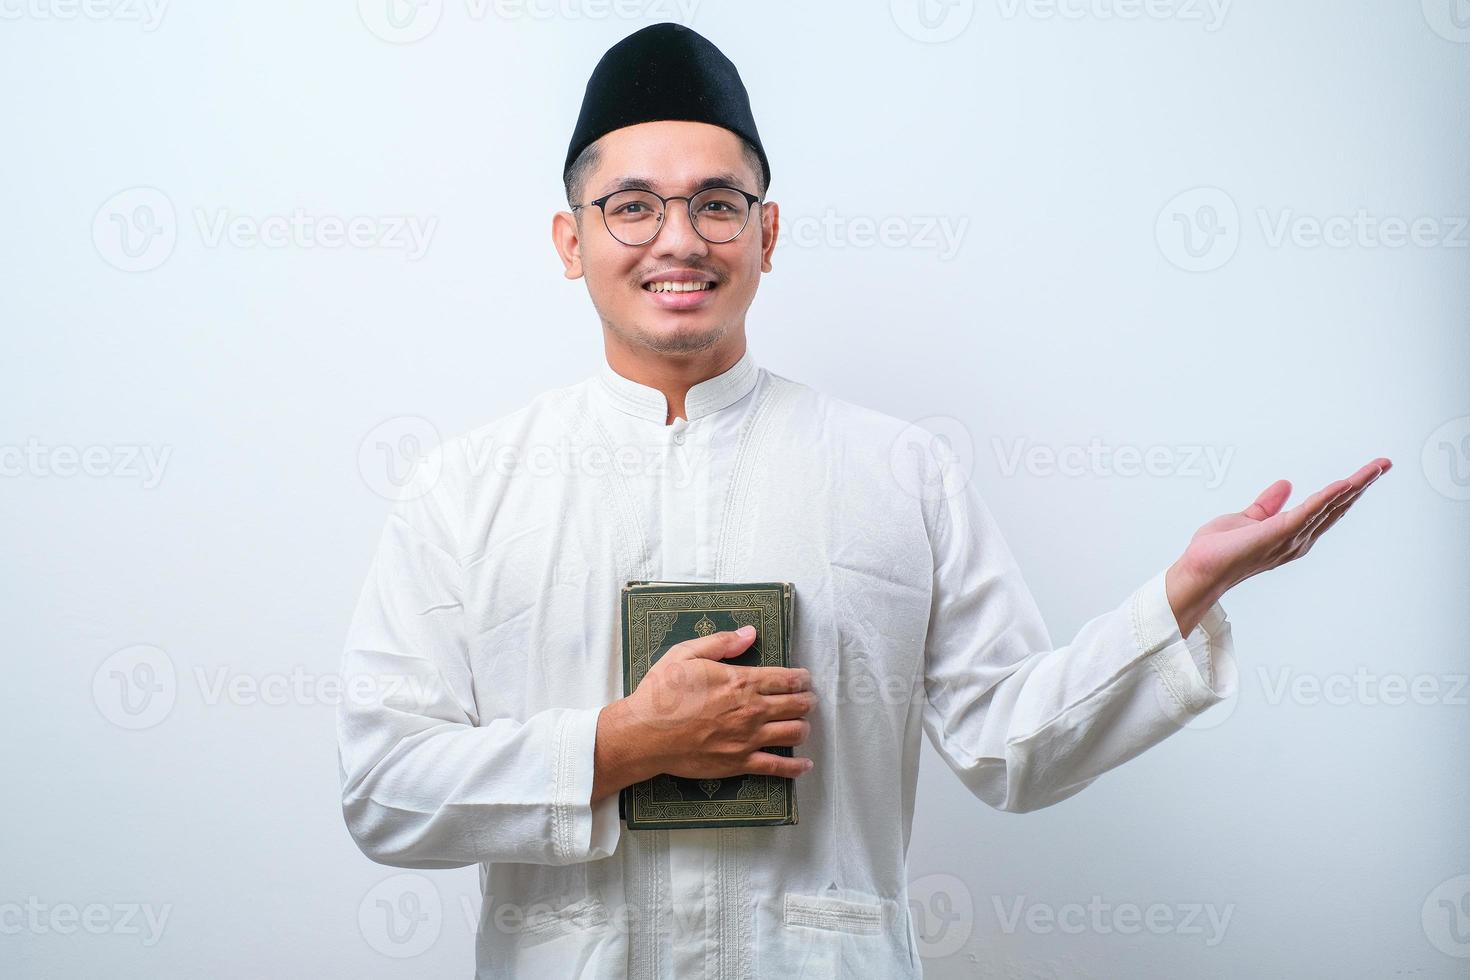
[602,190,663,245]
[690,188,751,243]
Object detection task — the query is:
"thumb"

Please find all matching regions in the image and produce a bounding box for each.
[673,625,758,661]
[1243,479,1292,522]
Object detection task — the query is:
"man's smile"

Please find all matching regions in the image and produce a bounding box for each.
[640,269,719,309]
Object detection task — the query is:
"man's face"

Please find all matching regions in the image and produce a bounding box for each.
[553,120,778,356]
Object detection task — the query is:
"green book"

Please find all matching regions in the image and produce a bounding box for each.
[618,580,799,830]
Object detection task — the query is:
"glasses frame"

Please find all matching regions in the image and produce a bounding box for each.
[570,185,763,247]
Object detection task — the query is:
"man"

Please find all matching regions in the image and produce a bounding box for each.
[336,22,1390,978]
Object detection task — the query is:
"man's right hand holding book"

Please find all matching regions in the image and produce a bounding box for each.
[591,625,816,805]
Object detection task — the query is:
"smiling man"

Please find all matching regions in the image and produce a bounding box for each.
[335,22,1390,979]
[554,115,770,418]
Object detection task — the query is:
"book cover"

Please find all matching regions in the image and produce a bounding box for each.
[618,580,799,830]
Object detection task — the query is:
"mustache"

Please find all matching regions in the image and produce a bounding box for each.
[635,267,726,285]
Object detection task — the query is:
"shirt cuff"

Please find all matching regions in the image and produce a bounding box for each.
[1129,568,1238,723]
[553,706,622,865]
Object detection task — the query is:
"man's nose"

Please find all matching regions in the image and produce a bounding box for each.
[650,200,709,259]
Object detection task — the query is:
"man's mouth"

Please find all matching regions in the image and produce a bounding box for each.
[642,280,716,293]
[640,275,718,310]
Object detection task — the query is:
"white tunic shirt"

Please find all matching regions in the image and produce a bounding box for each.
[336,348,1237,979]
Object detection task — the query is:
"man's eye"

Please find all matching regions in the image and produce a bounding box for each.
[613,202,652,215]
[699,201,735,213]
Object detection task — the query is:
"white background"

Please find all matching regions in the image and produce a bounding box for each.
[3,1,1468,976]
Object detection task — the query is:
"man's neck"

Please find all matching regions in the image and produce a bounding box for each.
[602,336,747,425]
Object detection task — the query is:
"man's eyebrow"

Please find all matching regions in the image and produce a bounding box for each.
[598,172,750,196]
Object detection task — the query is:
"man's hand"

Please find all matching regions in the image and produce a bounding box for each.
[591,626,816,804]
[1164,456,1392,637]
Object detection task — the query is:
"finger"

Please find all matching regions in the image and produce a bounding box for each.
[1300,484,1362,538]
[750,665,812,694]
[1277,479,1353,537]
[1323,459,1387,504]
[673,627,759,661]
[1302,493,1362,546]
[1305,490,1358,543]
[757,691,817,721]
[1242,479,1293,521]
[755,718,810,747]
[743,750,812,779]
[1303,466,1387,544]
[1300,462,1389,539]
[1345,457,1393,488]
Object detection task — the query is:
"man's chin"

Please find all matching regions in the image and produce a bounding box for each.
[624,317,727,355]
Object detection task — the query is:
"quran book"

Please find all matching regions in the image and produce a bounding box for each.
[618,580,799,830]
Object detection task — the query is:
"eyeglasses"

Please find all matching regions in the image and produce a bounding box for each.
[570,185,762,247]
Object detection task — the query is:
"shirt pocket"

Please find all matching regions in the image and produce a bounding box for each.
[501,895,614,976]
[783,891,885,935]
[514,894,609,948]
[777,890,892,978]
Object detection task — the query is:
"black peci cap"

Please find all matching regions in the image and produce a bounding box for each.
[564,23,770,193]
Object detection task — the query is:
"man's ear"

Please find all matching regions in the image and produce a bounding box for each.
[552,210,584,280]
[759,200,779,274]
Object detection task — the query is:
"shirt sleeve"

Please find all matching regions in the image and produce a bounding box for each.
[919,445,1238,814]
[335,450,621,868]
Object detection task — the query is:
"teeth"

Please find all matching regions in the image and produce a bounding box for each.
[646,281,712,293]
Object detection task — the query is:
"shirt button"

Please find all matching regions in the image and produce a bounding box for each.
[673,432,686,445]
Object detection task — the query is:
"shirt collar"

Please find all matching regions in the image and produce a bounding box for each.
[595,348,759,424]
